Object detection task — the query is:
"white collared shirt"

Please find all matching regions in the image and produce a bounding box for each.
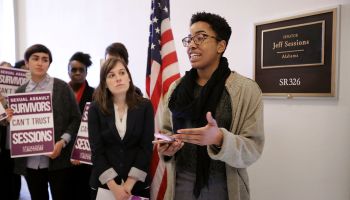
[25,74,54,169]
[114,104,128,140]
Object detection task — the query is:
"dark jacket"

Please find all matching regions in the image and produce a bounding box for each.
[78,81,94,113]
[88,99,154,193]
[14,78,81,175]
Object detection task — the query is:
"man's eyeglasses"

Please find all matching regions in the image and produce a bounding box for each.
[70,67,86,73]
[182,33,219,47]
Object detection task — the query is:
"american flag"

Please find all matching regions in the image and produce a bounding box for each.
[146,0,180,199]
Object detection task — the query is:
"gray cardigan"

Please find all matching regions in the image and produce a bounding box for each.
[14,78,81,175]
[162,72,265,200]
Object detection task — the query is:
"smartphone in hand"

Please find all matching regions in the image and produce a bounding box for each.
[152,132,175,144]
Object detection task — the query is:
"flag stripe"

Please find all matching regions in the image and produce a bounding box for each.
[161,29,174,47]
[149,60,161,101]
[157,171,167,200]
[161,18,171,33]
[161,51,178,71]
[163,73,181,95]
[150,64,162,114]
[147,1,181,199]
[161,40,177,58]
[151,103,166,199]
[150,146,160,178]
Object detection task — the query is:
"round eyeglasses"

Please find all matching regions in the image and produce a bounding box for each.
[182,33,219,47]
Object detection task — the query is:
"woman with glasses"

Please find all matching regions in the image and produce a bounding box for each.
[88,58,154,200]
[156,12,265,200]
[67,52,94,200]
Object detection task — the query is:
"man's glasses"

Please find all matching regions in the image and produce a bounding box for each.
[182,33,219,47]
[70,67,86,73]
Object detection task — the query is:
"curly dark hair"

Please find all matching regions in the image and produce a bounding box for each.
[69,52,92,68]
[190,12,232,46]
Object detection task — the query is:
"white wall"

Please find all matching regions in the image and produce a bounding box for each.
[0,0,16,63]
[12,0,350,199]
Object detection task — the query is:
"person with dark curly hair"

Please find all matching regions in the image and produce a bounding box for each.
[157,12,265,200]
[68,52,94,113]
[67,51,95,199]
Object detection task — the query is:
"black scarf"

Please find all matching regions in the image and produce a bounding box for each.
[168,57,231,198]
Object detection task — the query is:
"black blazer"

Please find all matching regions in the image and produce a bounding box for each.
[88,99,154,193]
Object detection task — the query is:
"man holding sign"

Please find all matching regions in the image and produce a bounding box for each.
[6,44,81,200]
